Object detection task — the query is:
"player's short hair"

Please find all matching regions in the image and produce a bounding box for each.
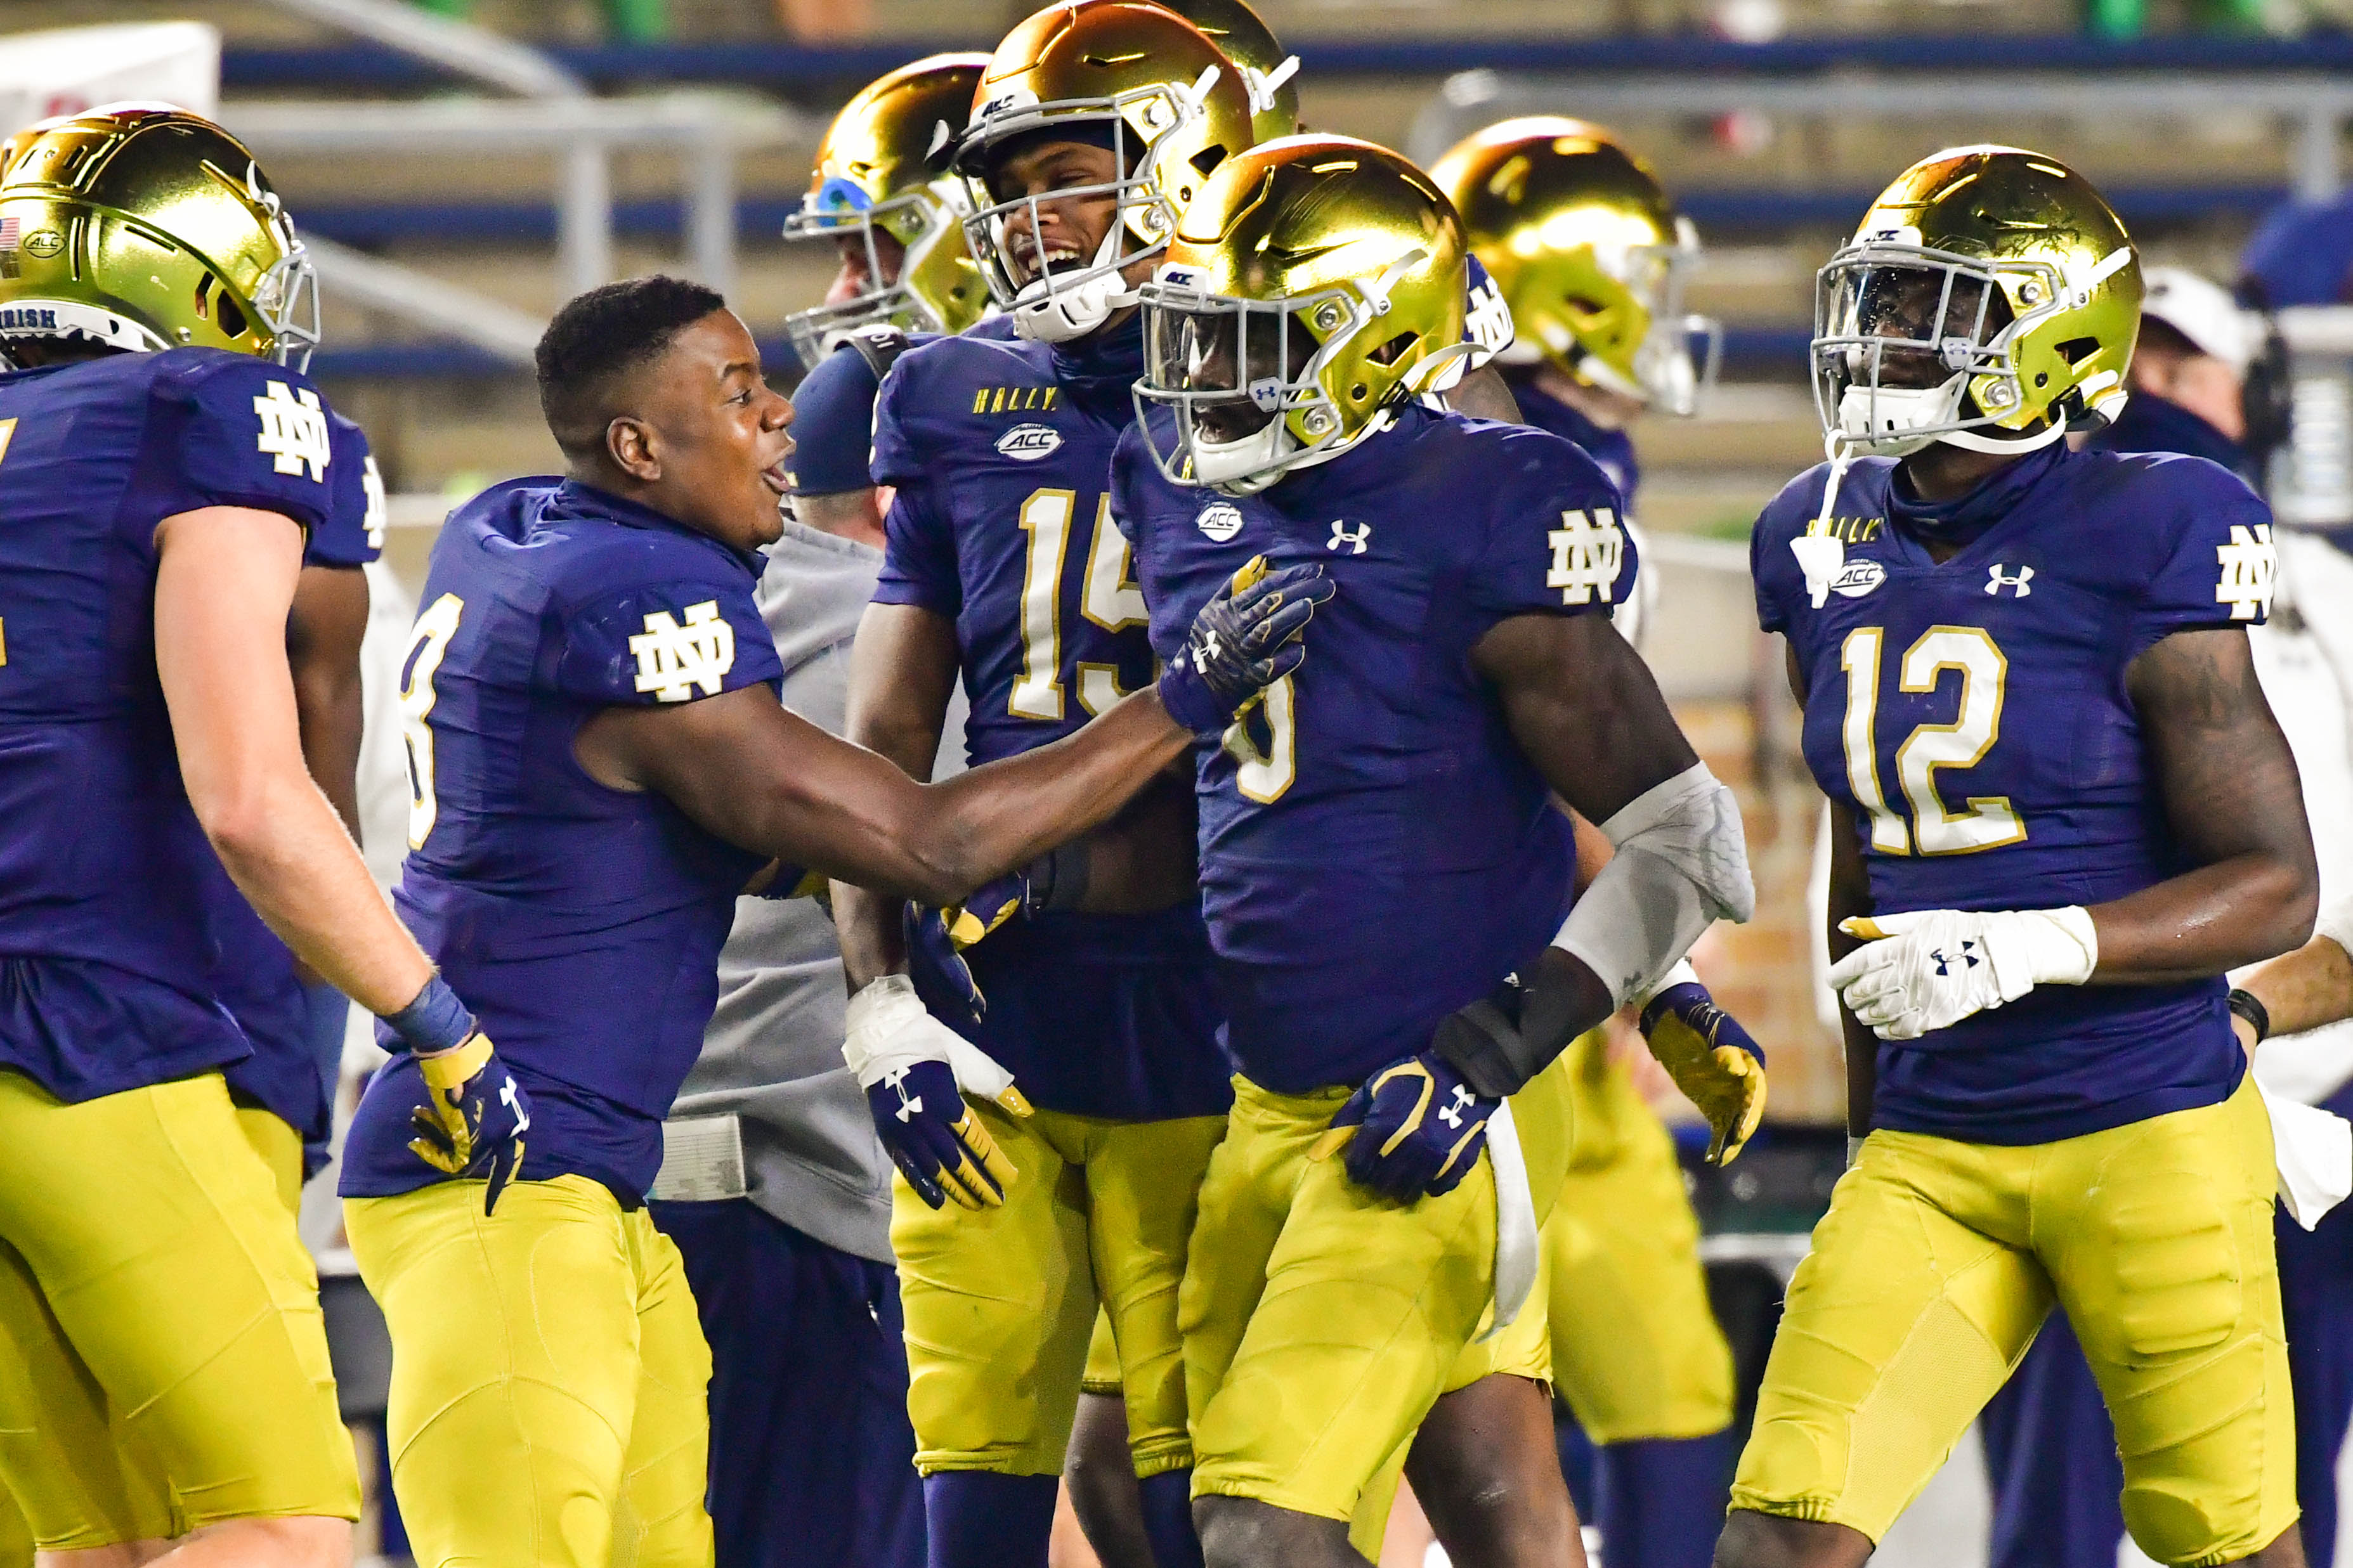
[536,275,727,459]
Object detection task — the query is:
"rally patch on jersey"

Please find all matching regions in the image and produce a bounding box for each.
[972,386,1059,415]
[996,423,1062,462]
[630,601,736,701]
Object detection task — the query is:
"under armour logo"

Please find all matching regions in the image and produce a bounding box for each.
[1985,564,2034,598]
[884,1068,923,1122]
[2215,522,2278,621]
[1546,507,1625,606]
[1328,520,1371,555]
[1436,1084,1476,1130]
[1931,941,1982,977]
[1198,628,1223,664]
[252,380,331,482]
[630,601,737,702]
[499,1075,531,1134]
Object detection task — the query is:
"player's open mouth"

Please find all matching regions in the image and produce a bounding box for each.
[1014,240,1086,284]
[760,459,790,495]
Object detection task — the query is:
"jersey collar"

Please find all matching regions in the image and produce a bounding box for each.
[1886,439,2067,549]
[549,478,767,576]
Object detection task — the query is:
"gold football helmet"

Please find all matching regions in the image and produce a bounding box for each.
[781,53,991,368]
[1431,117,1716,415]
[955,0,1257,342]
[0,104,318,368]
[1813,145,2140,457]
[1135,134,1468,495]
[1155,0,1300,143]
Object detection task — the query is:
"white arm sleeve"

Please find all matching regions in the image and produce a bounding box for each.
[1552,763,1754,1011]
[2316,896,2353,962]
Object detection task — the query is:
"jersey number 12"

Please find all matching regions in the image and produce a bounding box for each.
[1837,625,2023,856]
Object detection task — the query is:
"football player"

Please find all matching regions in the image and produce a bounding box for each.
[334,272,1316,1568]
[652,55,989,1568]
[1116,133,1759,1568]
[1728,146,2316,1568]
[1431,119,1743,1568]
[830,11,1263,1566]
[0,104,476,1568]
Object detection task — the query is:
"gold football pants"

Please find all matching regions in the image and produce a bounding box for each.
[1733,1076,2295,1565]
[0,1071,356,1549]
[894,1106,1225,1479]
[345,1174,713,1568]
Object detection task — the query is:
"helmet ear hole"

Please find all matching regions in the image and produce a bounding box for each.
[1191,145,1228,178]
[2054,335,2099,366]
[216,292,248,340]
[1366,330,1414,366]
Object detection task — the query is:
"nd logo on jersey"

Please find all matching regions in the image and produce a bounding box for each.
[253,380,331,482]
[631,600,736,701]
[1547,508,1624,606]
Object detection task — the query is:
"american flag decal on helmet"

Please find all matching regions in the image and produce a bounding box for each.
[0,217,20,251]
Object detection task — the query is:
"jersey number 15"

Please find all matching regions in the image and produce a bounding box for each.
[1838,625,2024,857]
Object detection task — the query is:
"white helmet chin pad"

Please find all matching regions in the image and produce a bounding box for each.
[1833,376,1960,456]
[1012,266,1135,342]
[1190,419,1296,495]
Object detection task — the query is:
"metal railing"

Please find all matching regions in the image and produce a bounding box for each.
[1412,70,2353,201]
[231,0,813,366]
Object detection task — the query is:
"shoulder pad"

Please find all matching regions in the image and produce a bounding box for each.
[842,325,915,382]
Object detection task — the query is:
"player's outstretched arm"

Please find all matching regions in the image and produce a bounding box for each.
[582,557,1331,912]
[2099,626,2319,981]
[155,506,434,1016]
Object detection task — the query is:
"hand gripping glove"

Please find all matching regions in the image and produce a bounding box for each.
[1312,1050,1501,1200]
[1157,556,1334,737]
[407,1034,533,1214]
[1639,974,1767,1166]
[903,850,1092,1030]
[844,974,1033,1210]
[1828,907,2097,1041]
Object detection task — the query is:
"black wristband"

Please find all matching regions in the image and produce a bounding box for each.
[1026,842,1092,915]
[2228,988,2272,1044]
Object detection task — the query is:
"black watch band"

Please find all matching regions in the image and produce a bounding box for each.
[2227,987,2272,1044]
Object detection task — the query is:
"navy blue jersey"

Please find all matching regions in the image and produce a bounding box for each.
[1753,441,2279,1143]
[869,316,1227,1121]
[1504,369,1639,506]
[0,347,342,1102]
[339,478,782,1202]
[1112,401,1633,1091]
[216,411,386,1144]
[2085,391,2245,476]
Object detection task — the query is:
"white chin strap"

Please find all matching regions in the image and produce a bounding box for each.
[1192,418,1295,493]
[1834,377,1958,458]
[1013,268,1134,342]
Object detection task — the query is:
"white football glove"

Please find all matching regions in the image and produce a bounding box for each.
[841,973,1033,1114]
[1828,907,2098,1040]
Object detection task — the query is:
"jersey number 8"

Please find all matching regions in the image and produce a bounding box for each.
[1838,624,2024,857]
[400,593,466,849]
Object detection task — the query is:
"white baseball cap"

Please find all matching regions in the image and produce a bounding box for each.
[2140,266,2253,377]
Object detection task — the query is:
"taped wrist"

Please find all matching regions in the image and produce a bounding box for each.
[1552,763,1753,1010]
[383,974,475,1056]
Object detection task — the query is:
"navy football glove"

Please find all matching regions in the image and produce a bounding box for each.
[865,1059,1019,1211]
[1313,1051,1500,1200]
[844,975,1033,1212]
[1157,556,1334,736]
[1639,980,1767,1166]
[407,1032,533,1215]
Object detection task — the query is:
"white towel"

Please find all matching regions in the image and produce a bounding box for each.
[1476,1098,1541,1342]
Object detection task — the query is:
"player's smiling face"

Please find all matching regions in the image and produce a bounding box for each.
[615,308,795,553]
[828,227,906,304]
[983,135,1154,293]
